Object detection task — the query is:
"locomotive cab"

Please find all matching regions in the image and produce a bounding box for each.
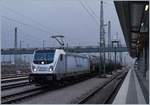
[32,50,55,72]
[30,49,56,83]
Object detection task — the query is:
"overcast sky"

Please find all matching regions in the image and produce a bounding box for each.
[0,0,126,48]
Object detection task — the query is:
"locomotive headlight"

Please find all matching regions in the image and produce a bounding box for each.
[49,66,53,71]
[41,61,44,64]
[32,65,37,71]
[49,68,52,71]
[33,68,37,71]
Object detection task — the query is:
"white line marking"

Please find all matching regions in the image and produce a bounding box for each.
[113,69,132,104]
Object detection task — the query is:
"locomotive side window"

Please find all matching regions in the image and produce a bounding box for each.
[60,54,63,61]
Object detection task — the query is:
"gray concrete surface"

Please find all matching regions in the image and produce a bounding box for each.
[18,77,109,104]
[113,68,146,104]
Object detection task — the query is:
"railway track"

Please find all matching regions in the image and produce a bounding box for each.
[1,76,28,83]
[101,71,127,104]
[71,70,128,104]
[1,85,50,104]
[1,74,96,104]
[1,70,127,104]
[1,80,30,90]
[2,73,29,79]
[1,76,30,90]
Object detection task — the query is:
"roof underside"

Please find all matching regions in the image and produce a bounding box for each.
[114,1,149,58]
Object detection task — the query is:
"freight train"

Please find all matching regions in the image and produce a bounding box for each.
[29,49,111,84]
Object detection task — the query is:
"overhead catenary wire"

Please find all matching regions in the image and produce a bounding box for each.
[18,28,50,46]
[103,1,113,5]
[0,4,56,33]
[2,20,50,48]
[78,0,100,26]
[19,31,44,42]
[82,0,100,21]
[2,16,53,34]
[18,27,47,40]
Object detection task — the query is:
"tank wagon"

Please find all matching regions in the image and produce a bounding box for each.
[29,49,98,84]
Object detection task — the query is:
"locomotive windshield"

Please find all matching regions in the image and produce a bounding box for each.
[33,50,55,64]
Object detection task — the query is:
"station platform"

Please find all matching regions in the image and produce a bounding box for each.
[113,68,147,104]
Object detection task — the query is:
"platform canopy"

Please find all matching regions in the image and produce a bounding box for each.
[114,1,149,58]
